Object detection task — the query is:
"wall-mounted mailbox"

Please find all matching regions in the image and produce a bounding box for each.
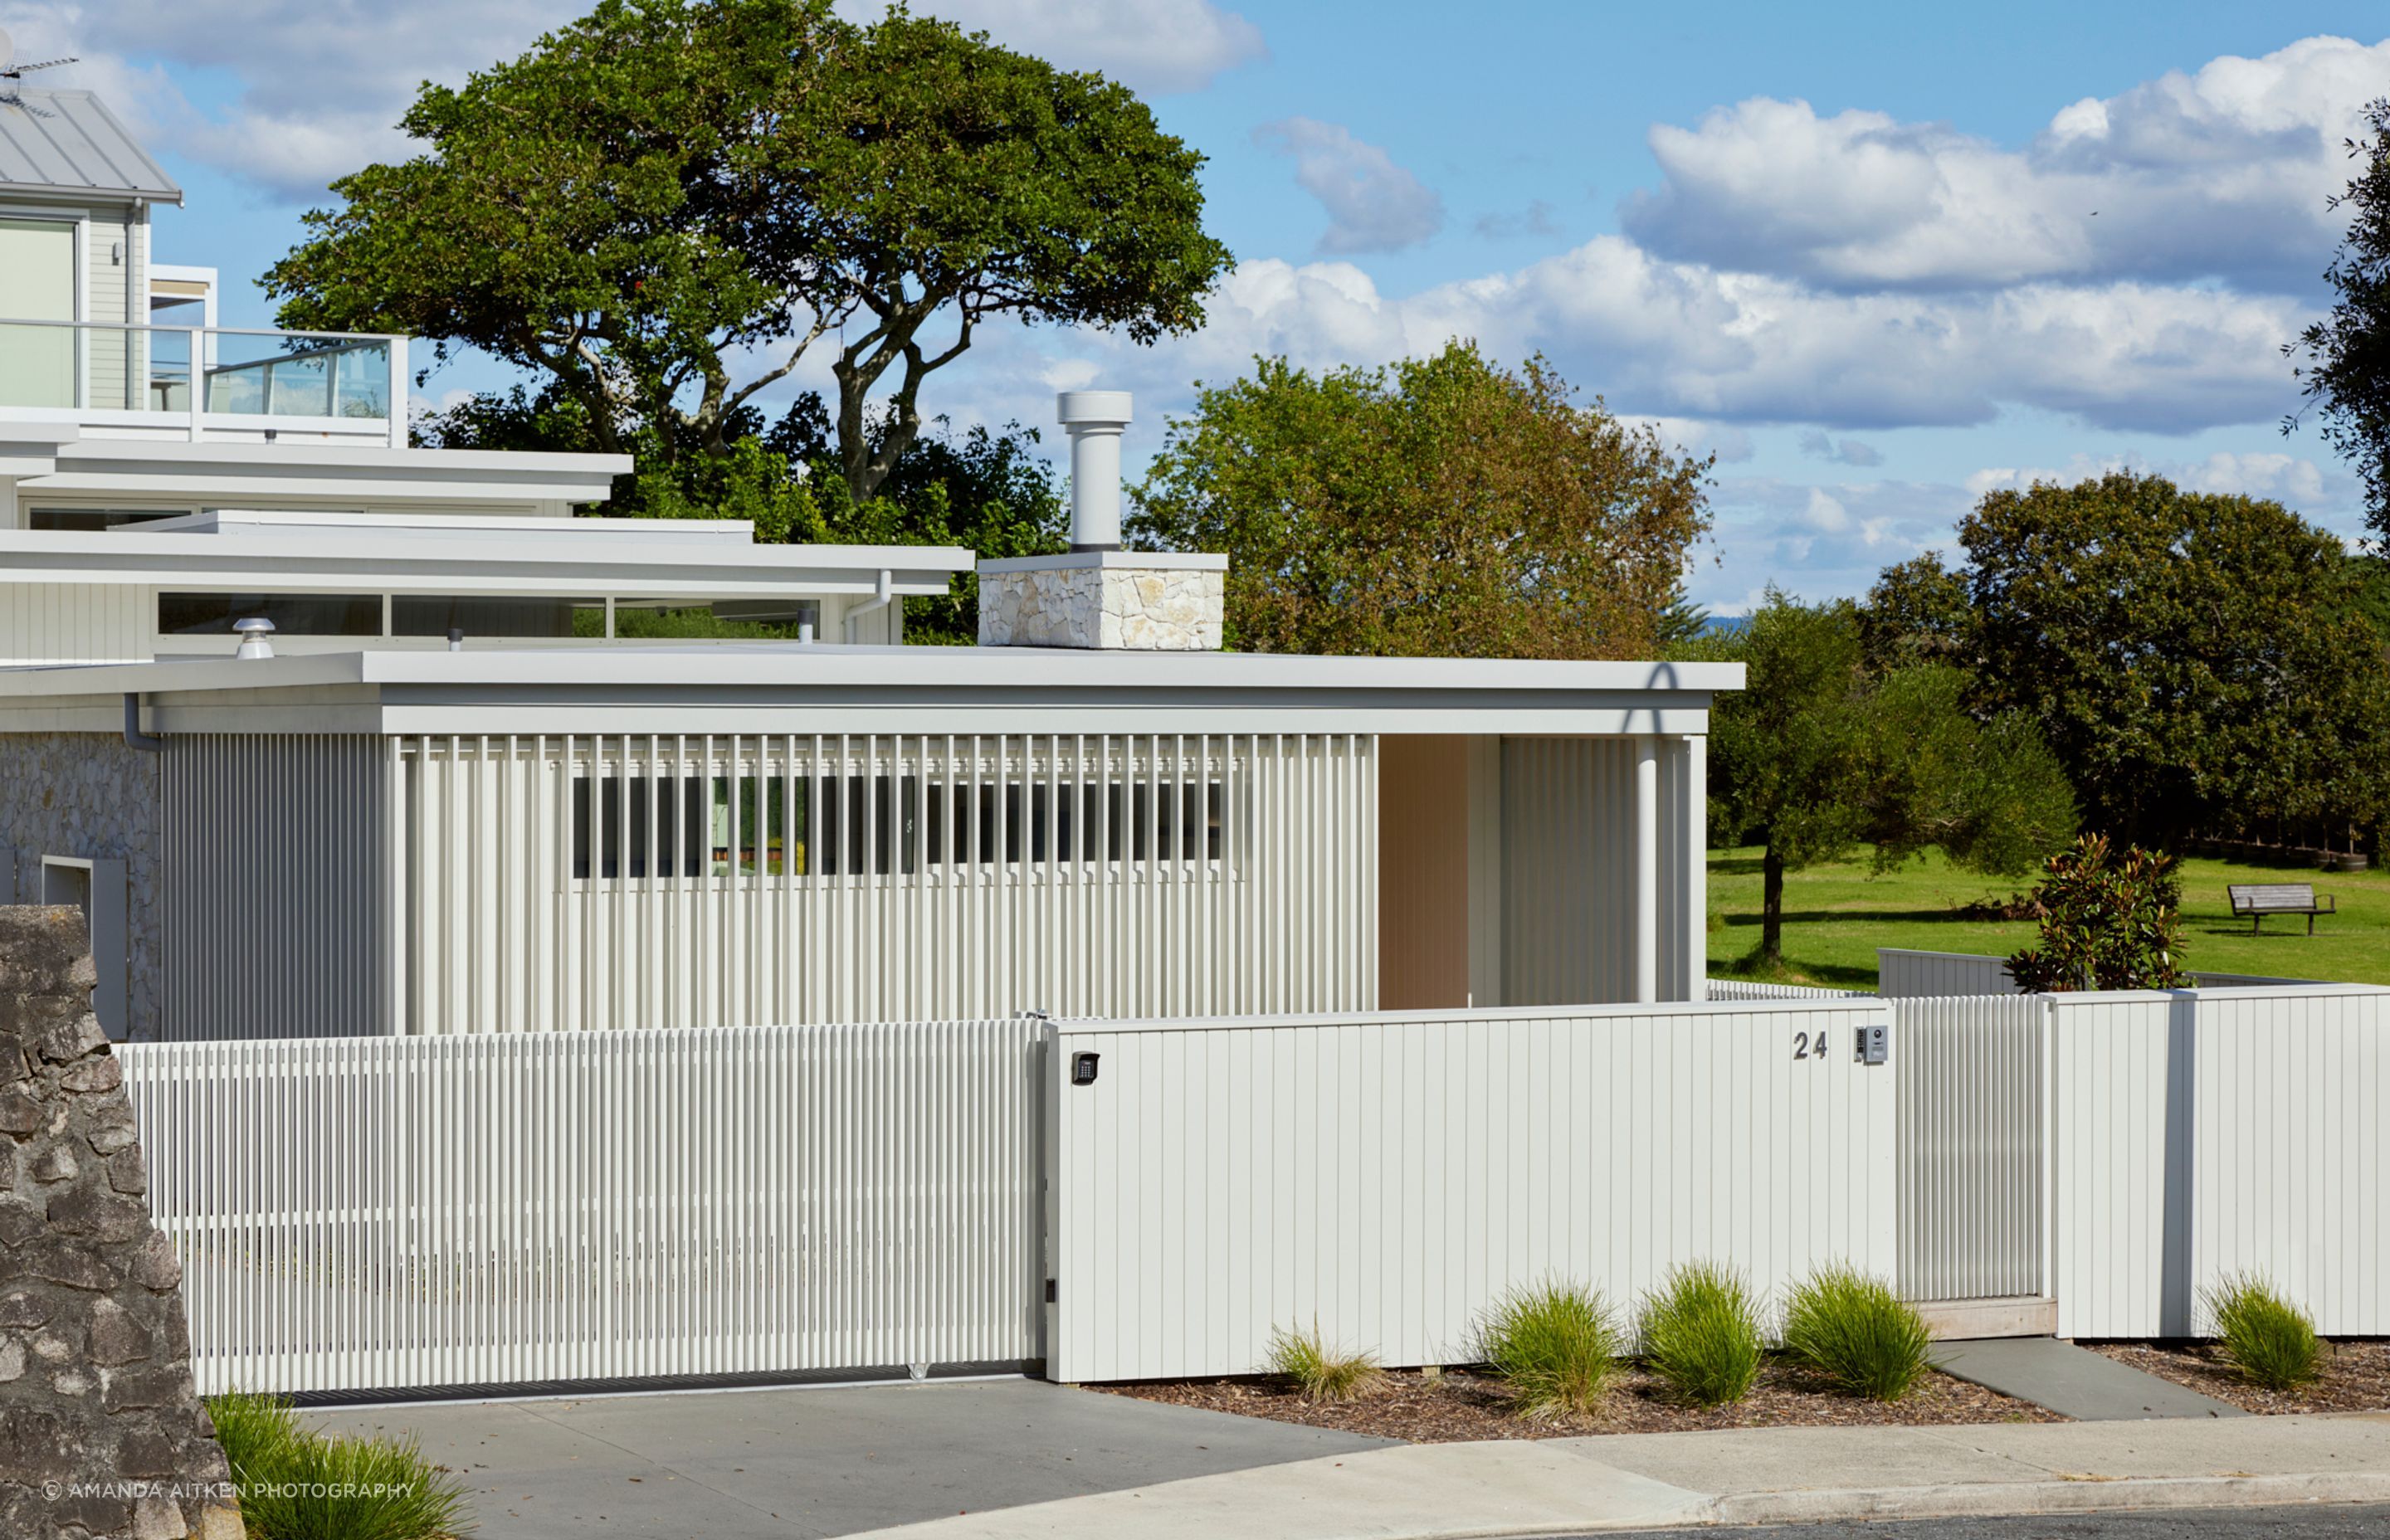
[1071,1051,1101,1086]
[1857,1023,1889,1065]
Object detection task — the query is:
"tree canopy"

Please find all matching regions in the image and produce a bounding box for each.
[1127,344,1714,658]
[266,0,1231,501]
[2290,96,2390,546]
[1953,471,2390,847]
[1702,590,2076,967]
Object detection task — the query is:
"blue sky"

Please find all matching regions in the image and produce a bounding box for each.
[9,0,2386,610]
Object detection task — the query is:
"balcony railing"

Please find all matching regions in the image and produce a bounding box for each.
[0,319,406,446]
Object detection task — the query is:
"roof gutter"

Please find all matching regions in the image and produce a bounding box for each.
[123,693,165,753]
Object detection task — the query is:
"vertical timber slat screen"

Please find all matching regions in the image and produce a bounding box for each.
[1892,994,2046,1303]
[1045,1000,1900,1383]
[120,1021,1046,1396]
[396,731,1375,1034]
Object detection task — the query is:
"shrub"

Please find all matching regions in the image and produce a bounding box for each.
[2206,1275,2323,1392]
[2005,833,2187,992]
[1265,1322,1382,1404]
[207,1391,474,1540]
[1479,1280,1622,1420]
[1779,1265,1934,1401]
[1636,1262,1765,1406]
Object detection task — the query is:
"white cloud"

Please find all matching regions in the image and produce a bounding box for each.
[906,0,1265,94]
[1255,117,1446,255]
[8,0,1258,202]
[1797,430,1884,466]
[1015,241,2310,436]
[1965,448,2348,511]
[1622,35,2390,295]
[1475,198,1559,240]
[1694,476,1970,611]
[0,1,583,199]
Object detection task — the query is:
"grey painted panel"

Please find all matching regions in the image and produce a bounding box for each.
[159,733,388,1039]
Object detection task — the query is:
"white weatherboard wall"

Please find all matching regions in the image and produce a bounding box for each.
[1500,736,1705,1005]
[120,1021,1044,1396]
[398,731,1374,1033]
[1895,994,2046,1303]
[1044,1000,1898,1383]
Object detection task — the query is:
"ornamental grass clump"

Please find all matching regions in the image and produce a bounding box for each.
[1779,1265,1934,1402]
[2206,1274,2323,1392]
[208,1390,475,1540]
[1636,1262,1765,1407]
[1479,1280,1622,1420]
[1266,1322,1383,1404]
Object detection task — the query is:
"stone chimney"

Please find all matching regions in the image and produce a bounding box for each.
[978,392,1226,651]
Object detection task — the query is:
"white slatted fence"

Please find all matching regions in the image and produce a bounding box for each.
[120,1021,1045,1396]
[1044,1000,1900,1383]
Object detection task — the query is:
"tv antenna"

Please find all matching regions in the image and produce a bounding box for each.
[0,30,79,118]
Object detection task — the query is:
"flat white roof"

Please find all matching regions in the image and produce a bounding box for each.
[0,646,1744,738]
[0,430,631,507]
[0,527,973,598]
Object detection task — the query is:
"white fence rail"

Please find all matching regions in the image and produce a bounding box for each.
[120,1021,1046,1396]
[1043,1000,1900,1383]
[1706,978,1871,1001]
[1877,947,2322,999]
[1893,995,2046,1303]
[1877,949,2016,998]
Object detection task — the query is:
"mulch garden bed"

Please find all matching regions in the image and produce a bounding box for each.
[2087,1339,2390,1416]
[1099,1359,2063,1442]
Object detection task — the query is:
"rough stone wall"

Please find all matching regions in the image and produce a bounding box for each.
[0,906,242,1540]
[0,736,159,1040]
[979,566,1226,651]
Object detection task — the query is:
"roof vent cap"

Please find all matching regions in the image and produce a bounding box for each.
[232,616,276,660]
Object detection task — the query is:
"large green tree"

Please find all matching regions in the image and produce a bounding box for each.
[266,0,1231,501]
[1705,591,2076,967]
[1128,344,1713,659]
[2289,97,2390,544]
[1958,471,2390,847]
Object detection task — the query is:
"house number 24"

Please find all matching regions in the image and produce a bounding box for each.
[1792,1030,1830,1061]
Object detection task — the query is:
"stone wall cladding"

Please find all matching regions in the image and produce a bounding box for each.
[0,737,159,1041]
[979,567,1226,651]
[0,906,244,1540]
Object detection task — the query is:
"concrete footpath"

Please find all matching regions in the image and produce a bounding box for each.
[841,1412,2390,1540]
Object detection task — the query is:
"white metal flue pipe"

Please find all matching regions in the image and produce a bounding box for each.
[1056,390,1133,549]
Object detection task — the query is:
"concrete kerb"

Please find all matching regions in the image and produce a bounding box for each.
[833,1412,2390,1540]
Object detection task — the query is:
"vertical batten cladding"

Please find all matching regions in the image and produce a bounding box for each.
[0,583,153,665]
[1045,1000,1900,1383]
[159,734,388,1040]
[395,731,1377,1035]
[1893,993,2046,1302]
[1500,736,1700,1006]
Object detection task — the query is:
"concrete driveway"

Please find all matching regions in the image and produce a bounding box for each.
[308,1377,1391,1538]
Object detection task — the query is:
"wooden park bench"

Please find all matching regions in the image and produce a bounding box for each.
[2228,882,2336,935]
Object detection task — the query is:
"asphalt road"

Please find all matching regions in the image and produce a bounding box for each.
[1573,1503,2390,1539]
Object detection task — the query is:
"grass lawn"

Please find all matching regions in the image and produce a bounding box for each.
[1707,845,2390,991]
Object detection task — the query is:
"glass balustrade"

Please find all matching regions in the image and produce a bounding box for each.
[0,319,394,423]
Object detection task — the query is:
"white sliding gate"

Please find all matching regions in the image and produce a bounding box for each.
[120,1021,1045,1396]
[1042,1000,1900,1383]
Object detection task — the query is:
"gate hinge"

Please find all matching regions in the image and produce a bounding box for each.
[1045,1278,1058,1304]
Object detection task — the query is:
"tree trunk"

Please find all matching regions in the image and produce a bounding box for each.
[1761,845,1786,966]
